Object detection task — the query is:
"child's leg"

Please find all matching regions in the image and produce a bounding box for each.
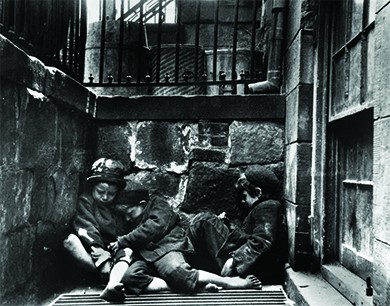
[100,248,133,302]
[121,260,171,295]
[63,233,96,273]
[197,270,262,289]
[154,251,262,293]
[99,261,129,302]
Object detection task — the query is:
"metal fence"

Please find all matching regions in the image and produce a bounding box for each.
[1,0,267,95]
[0,0,87,80]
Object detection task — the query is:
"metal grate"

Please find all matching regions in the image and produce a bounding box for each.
[51,288,289,306]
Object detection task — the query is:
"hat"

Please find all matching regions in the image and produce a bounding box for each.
[87,158,127,189]
[243,165,280,196]
[115,183,150,206]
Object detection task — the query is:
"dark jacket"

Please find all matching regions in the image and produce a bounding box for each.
[73,193,119,250]
[117,196,194,262]
[218,199,285,283]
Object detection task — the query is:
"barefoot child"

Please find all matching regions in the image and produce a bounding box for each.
[100,184,262,302]
[188,165,286,285]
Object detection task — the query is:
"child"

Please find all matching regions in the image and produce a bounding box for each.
[100,183,262,302]
[63,158,128,281]
[188,165,286,285]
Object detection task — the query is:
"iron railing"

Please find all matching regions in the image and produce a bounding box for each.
[0,0,87,80]
[1,0,266,95]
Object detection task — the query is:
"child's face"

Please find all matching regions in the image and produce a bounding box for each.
[241,190,259,209]
[123,204,144,223]
[92,182,119,206]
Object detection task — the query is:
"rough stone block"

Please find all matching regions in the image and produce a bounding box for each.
[284,142,312,204]
[0,35,46,92]
[0,169,33,232]
[180,162,242,217]
[0,80,18,164]
[133,121,197,173]
[96,124,134,170]
[199,121,229,135]
[0,228,34,297]
[190,148,226,163]
[211,135,229,147]
[230,121,284,165]
[285,84,313,144]
[18,88,57,168]
[126,171,183,208]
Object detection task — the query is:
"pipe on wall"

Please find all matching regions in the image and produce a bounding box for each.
[248,0,287,94]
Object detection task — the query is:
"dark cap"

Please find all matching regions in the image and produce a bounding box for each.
[116,182,149,206]
[241,165,280,197]
[87,158,127,189]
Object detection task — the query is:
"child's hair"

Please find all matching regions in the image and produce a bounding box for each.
[235,165,280,199]
[115,185,150,207]
[86,158,127,190]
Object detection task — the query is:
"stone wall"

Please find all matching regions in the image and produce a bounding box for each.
[373,1,390,305]
[283,0,315,270]
[95,112,285,223]
[0,35,97,305]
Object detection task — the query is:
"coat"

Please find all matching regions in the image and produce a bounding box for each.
[218,199,286,283]
[73,193,119,250]
[117,196,194,262]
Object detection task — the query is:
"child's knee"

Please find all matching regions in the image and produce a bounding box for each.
[63,233,81,251]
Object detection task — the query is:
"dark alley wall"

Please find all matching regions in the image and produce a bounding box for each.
[0,35,97,304]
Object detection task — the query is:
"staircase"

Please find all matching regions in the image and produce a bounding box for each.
[119,0,175,23]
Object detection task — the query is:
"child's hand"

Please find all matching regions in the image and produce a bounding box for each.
[109,241,120,254]
[91,246,111,267]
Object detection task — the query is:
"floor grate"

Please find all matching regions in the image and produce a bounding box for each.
[50,288,290,306]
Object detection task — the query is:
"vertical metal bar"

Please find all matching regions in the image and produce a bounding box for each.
[69,0,75,71]
[99,0,107,83]
[117,0,125,83]
[137,0,144,83]
[155,0,163,83]
[18,0,26,38]
[62,1,68,66]
[175,0,182,83]
[0,0,4,28]
[54,0,61,62]
[12,0,17,35]
[250,0,258,79]
[194,0,201,81]
[99,0,102,20]
[232,0,239,82]
[4,0,13,34]
[79,0,87,79]
[74,0,80,74]
[212,0,220,81]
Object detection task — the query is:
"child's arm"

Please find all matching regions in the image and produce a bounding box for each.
[117,197,178,249]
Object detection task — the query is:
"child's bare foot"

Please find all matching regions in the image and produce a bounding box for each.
[100,283,125,302]
[245,275,262,289]
[225,275,262,289]
[203,283,222,292]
